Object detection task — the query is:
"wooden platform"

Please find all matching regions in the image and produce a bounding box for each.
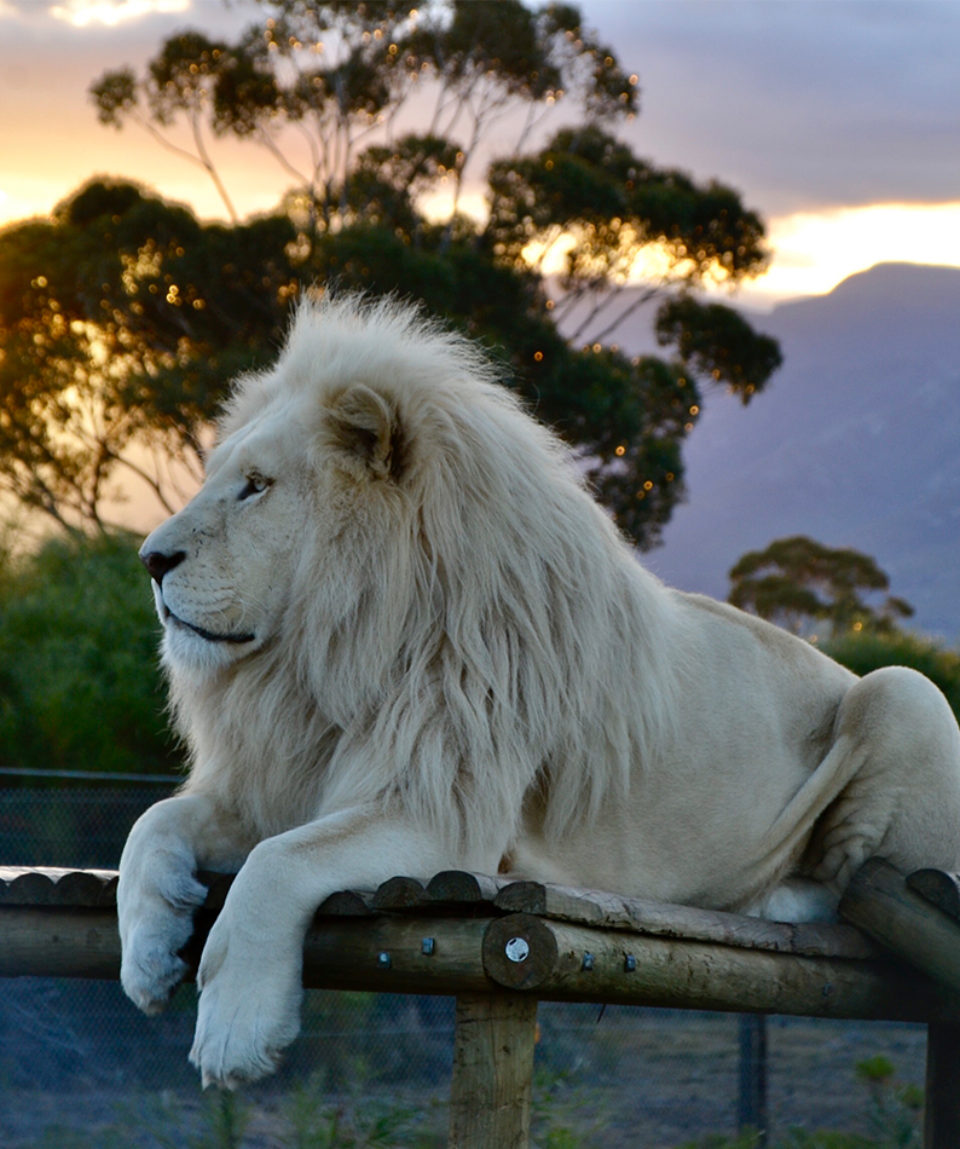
[3,860,960,1146]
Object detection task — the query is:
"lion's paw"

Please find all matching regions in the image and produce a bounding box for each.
[121,930,191,1015]
[189,919,303,1089]
[119,869,208,1015]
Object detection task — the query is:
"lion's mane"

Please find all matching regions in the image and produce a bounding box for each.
[166,295,683,861]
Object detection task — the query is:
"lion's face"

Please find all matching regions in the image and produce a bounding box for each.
[139,295,537,690]
[140,400,318,674]
[140,343,416,679]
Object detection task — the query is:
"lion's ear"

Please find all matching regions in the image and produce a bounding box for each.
[323,383,406,481]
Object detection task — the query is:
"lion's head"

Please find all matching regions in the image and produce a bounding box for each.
[142,294,580,687]
[145,301,429,675]
[140,294,660,842]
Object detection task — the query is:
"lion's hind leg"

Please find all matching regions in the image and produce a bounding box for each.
[806,666,960,896]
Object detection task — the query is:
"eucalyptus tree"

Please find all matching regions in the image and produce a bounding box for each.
[728,536,915,636]
[0,1,781,543]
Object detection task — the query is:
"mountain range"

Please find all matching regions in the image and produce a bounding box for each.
[602,263,960,641]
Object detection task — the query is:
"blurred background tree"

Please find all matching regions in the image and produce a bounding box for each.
[0,181,297,534]
[0,0,781,546]
[727,535,915,638]
[724,535,960,726]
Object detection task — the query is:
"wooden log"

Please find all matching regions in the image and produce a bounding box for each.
[302,915,493,994]
[0,907,120,978]
[493,879,880,960]
[0,866,879,958]
[0,905,497,995]
[316,889,375,917]
[371,875,427,911]
[0,905,481,991]
[481,913,561,992]
[908,869,960,924]
[6,863,960,1020]
[448,992,537,1149]
[0,866,118,907]
[924,1021,960,1149]
[480,913,959,1022]
[4,901,950,1023]
[425,870,512,905]
[839,858,960,994]
[0,866,374,919]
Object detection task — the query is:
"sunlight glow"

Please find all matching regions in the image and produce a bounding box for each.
[509,200,960,306]
[753,202,960,301]
[421,195,960,308]
[50,0,190,27]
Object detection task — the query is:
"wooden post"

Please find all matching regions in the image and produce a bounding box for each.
[448,992,538,1149]
[738,1013,768,1144]
[925,1022,960,1149]
[839,858,960,994]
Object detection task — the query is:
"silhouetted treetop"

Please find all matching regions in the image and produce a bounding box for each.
[0,2,781,544]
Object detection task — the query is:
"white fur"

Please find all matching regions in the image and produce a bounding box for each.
[118,293,960,1087]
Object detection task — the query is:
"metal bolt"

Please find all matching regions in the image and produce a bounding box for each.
[505,936,530,964]
[421,937,435,956]
[624,954,636,972]
[581,952,595,971]
[377,951,392,969]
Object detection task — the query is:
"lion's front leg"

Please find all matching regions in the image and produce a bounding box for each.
[118,791,252,1015]
[188,807,468,1089]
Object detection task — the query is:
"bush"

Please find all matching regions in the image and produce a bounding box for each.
[825,630,960,722]
[0,531,178,777]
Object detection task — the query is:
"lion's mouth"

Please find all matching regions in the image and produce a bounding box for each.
[161,602,256,645]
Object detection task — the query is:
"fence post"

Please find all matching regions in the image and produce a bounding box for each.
[738,1013,768,1144]
[924,1021,960,1148]
[448,991,538,1148]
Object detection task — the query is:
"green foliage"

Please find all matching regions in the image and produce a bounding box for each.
[84,0,777,549]
[530,1066,612,1147]
[487,124,770,289]
[280,1086,425,1148]
[655,296,783,403]
[680,1135,767,1149]
[0,531,175,777]
[185,1093,252,1149]
[777,1053,922,1149]
[773,1134,873,1149]
[728,536,914,637]
[824,630,960,718]
[92,1,638,227]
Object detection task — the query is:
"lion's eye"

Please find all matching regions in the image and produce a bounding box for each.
[238,474,271,501]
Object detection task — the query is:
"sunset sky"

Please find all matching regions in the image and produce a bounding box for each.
[2,0,959,307]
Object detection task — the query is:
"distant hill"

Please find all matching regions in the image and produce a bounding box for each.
[599,263,960,640]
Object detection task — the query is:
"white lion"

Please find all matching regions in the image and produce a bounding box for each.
[119,293,960,1088]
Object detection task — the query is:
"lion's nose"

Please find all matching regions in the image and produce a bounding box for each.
[140,549,187,584]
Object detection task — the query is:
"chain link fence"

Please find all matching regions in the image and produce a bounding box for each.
[0,784,929,1147]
